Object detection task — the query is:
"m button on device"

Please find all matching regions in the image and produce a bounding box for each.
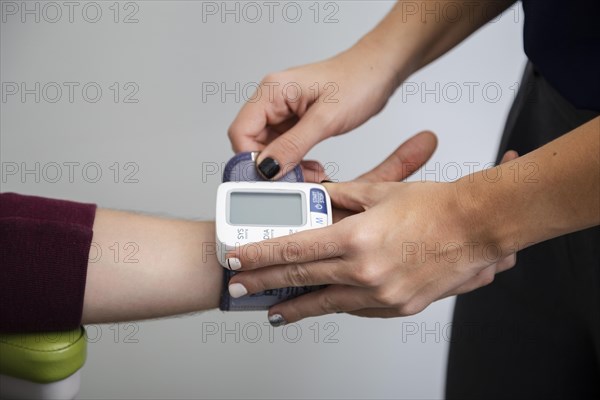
[310,212,327,227]
[310,188,328,228]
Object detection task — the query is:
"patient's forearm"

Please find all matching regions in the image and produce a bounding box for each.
[359,0,516,83]
[82,209,222,324]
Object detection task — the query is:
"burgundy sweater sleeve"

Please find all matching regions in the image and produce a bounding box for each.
[0,193,97,332]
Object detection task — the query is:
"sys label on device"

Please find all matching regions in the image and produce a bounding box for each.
[216,181,332,268]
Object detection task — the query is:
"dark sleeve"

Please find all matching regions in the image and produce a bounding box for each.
[0,193,97,332]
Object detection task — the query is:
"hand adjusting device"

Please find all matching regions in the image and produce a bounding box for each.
[217,152,332,311]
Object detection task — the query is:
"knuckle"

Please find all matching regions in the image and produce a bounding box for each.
[285,264,311,287]
[277,133,305,157]
[261,72,281,84]
[495,254,516,273]
[319,294,341,314]
[353,264,381,287]
[398,300,425,317]
[506,253,517,269]
[373,287,398,307]
[346,227,375,253]
[227,127,239,144]
[280,242,303,264]
[251,273,274,292]
[479,270,496,287]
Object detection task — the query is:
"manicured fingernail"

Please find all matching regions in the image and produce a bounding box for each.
[228,283,248,298]
[320,180,334,184]
[257,157,280,179]
[226,258,242,271]
[268,314,287,327]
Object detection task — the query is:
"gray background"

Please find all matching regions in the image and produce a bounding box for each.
[1,1,525,398]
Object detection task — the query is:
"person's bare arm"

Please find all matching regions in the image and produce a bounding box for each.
[228,0,516,180]
[360,0,517,83]
[82,210,222,324]
[466,116,600,254]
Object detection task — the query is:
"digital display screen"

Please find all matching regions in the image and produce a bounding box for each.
[229,192,304,226]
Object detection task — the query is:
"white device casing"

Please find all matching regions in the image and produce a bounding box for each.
[215,181,332,268]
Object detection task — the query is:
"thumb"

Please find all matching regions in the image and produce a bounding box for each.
[323,182,381,212]
[356,131,438,183]
[255,106,334,180]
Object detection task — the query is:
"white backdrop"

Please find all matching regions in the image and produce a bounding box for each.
[1,1,525,398]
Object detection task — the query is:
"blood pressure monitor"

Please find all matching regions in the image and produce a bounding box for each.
[216,181,332,267]
[216,151,332,311]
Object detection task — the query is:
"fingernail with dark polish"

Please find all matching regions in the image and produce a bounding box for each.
[320,180,334,184]
[268,314,287,327]
[258,158,280,179]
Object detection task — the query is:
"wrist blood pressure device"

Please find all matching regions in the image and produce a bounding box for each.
[217,152,332,311]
